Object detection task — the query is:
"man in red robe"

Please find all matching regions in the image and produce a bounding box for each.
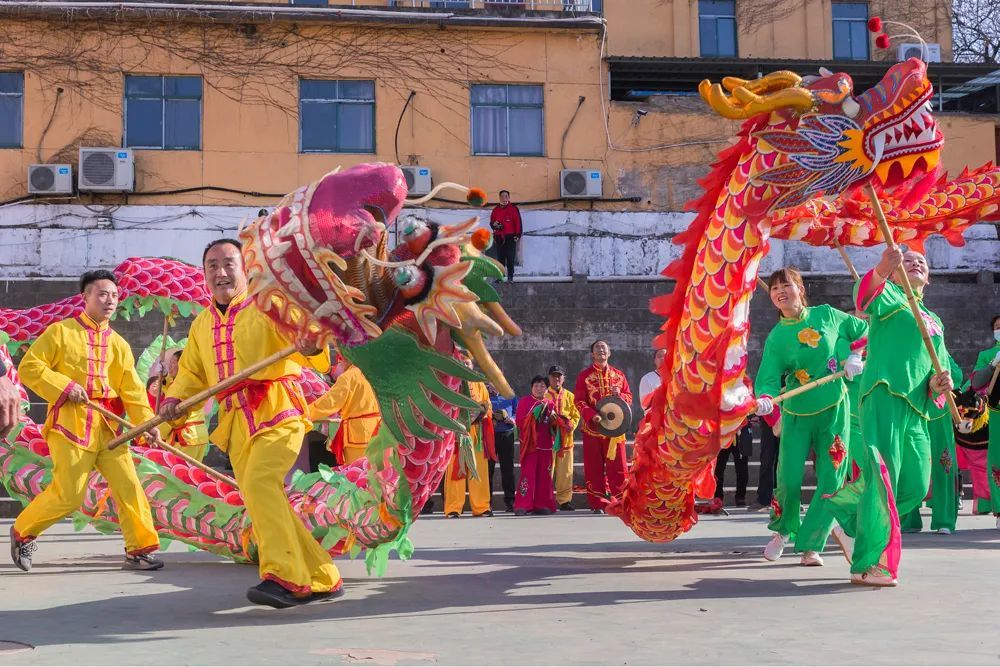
[573,340,632,513]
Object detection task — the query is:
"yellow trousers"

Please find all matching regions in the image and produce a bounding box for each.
[14,427,159,555]
[228,418,341,594]
[553,448,574,505]
[444,447,491,515]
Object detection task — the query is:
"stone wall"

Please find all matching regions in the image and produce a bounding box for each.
[5,273,997,420]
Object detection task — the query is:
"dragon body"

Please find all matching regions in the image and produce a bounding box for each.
[608,58,999,542]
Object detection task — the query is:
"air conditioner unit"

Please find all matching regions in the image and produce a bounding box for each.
[28,164,73,194]
[897,43,942,63]
[560,169,602,198]
[400,165,432,197]
[78,148,135,192]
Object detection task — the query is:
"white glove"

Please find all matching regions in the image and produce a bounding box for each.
[755,397,774,416]
[957,419,974,434]
[844,353,864,381]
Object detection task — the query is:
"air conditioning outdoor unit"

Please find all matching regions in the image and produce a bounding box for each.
[400,165,432,196]
[78,147,135,192]
[897,43,942,63]
[28,164,73,194]
[560,169,602,198]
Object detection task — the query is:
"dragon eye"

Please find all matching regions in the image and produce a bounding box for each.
[841,97,860,118]
[402,219,428,240]
[394,264,421,287]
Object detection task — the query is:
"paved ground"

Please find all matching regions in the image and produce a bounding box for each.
[1,509,998,665]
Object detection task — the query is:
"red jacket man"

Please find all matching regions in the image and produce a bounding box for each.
[573,339,633,513]
[489,189,522,282]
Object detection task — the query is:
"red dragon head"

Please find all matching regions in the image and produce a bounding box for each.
[699,58,943,211]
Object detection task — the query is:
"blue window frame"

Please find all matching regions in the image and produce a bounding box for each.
[0,72,24,149]
[125,75,202,150]
[470,84,544,157]
[299,80,376,153]
[833,2,870,61]
[699,0,737,58]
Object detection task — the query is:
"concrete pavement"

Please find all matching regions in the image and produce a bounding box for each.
[1,510,998,665]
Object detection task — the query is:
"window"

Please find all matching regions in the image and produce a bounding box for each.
[429,1,470,7]
[0,73,23,149]
[290,0,328,5]
[125,76,202,150]
[699,0,737,58]
[299,80,375,153]
[833,2,870,60]
[471,84,543,157]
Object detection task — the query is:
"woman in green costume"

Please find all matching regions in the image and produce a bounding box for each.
[826,247,956,587]
[969,313,1000,529]
[754,268,867,567]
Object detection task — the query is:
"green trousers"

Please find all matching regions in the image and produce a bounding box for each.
[900,413,958,532]
[989,407,1000,515]
[768,401,849,552]
[828,385,928,576]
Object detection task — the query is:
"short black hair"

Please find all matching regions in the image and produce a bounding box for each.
[530,374,548,388]
[590,339,609,353]
[202,238,242,264]
[992,314,1000,329]
[499,189,510,197]
[79,269,117,293]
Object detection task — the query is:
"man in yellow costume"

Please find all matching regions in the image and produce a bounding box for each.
[160,239,340,609]
[307,358,380,465]
[10,270,164,573]
[444,357,494,517]
[546,365,581,511]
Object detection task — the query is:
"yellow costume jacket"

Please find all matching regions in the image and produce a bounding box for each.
[18,313,154,450]
[164,290,330,450]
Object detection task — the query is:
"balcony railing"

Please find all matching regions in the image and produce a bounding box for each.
[384,1,602,12]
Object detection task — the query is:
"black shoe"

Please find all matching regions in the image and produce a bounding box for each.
[533,508,554,516]
[504,502,514,513]
[559,503,576,512]
[590,508,605,515]
[420,500,435,515]
[123,552,164,571]
[475,510,494,517]
[446,512,461,518]
[309,585,345,603]
[10,527,35,572]
[734,497,747,507]
[247,580,310,609]
[514,509,527,516]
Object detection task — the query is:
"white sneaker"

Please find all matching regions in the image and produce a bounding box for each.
[936,527,951,535]
[763,533,789,561]
[830,526,853,565]
[850,566,898,587]
[800,550,824,566]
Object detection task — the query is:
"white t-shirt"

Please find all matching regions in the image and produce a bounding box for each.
[639,370,660,409]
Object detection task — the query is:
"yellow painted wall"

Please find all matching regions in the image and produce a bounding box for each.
[0,8,992,213]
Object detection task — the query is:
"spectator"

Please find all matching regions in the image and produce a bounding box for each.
[489,189,523,282]
[514,375,559,516]
[753,416,780,512]
[487,383,518,512]
[546,365,581,511]
[638,348,667,411]
[715,421,752,506]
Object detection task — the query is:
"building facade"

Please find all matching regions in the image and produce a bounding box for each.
[0,0,996,280]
